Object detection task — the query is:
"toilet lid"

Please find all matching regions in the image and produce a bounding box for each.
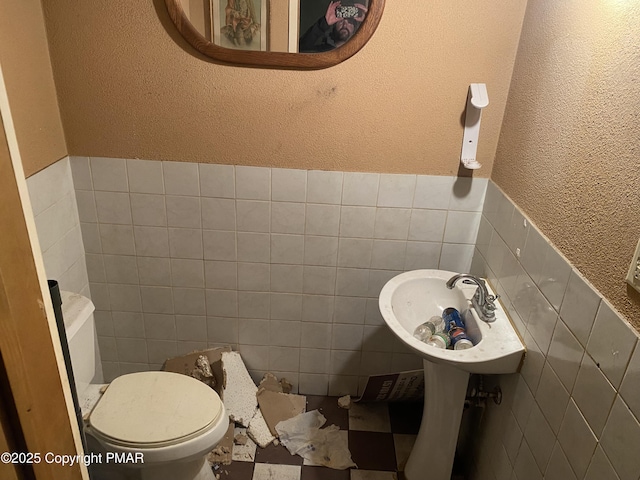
[90,371,223,447]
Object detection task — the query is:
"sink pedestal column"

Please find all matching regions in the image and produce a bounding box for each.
[404,359,470,480]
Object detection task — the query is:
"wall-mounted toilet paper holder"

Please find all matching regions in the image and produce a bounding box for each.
[461,83,489,170]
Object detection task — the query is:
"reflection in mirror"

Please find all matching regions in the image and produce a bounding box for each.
[178,0,369,53]
[217,1,266,51]
[299,1,369,53]
[166,0,384,68]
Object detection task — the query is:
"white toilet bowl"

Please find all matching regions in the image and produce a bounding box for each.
[86,371,228,480]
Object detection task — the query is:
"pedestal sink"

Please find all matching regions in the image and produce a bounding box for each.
[378,270,525,480]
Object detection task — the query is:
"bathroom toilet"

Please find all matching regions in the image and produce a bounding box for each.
[86,371,227,480]
[62,292,228,480]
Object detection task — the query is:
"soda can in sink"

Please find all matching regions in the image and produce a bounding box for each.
[442,307,465,332]
[449,327,474,350]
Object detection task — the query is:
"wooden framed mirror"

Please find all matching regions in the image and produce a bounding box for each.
[165,0,385,69]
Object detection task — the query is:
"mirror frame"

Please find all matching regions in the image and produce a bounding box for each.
[165,0,385,69]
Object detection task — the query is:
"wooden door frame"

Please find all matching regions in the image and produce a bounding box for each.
[0,63,86,479]
[0,370,21,480]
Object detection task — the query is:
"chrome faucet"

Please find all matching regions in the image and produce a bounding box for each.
[446,274,499,322]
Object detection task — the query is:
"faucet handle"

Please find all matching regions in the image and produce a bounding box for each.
[485,294,500,311]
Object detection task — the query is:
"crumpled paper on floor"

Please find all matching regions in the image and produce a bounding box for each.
[275,410,356,470]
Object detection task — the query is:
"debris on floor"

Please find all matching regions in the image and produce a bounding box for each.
[275,410,356,470]
[220,351,258,427]
[232,426,256,462]
[234,432,248,445]
[207,422,235,465]
[211,464,222,480]
[337,394,351,409]
[162,347,354,471]
[247,408,275,448]
[257,389,306,436]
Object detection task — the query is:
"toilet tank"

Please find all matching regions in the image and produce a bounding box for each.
[61,291,104,396]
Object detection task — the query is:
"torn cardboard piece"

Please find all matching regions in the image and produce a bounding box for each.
[275,410,356,470]
[257,389,306,437]
[163,346,231,396]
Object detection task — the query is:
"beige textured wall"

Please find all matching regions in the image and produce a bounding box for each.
[41,0,527,176]
[492,0,640,325]
[0,0,67,177]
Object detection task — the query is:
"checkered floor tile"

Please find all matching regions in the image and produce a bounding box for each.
[212,396,424,480]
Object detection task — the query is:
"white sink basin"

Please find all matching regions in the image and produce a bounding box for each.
[379,269,525,374]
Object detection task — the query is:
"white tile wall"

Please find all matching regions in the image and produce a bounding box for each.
[470,181,640,480]
[72,157,487,394]
[27,157,90,298]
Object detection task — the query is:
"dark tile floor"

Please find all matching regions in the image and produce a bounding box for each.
[213,396,424,480]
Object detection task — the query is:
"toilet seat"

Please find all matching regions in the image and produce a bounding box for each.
[89,371,223,448]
